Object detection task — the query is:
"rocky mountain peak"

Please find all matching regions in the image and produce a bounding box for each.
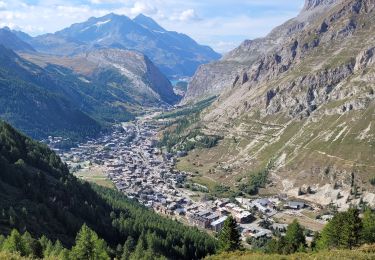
[302,0,338,12]
[27,13,220,78]
[133,13,165,32]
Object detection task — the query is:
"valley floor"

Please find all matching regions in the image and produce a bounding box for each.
[53,109,335,245]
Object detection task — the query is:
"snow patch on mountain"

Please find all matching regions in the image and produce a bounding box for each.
[95,19,111,27]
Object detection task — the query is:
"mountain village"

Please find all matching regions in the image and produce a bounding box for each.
[53,113,334,244]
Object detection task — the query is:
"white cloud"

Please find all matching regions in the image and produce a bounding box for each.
[130,2,157,15]
[175,9,200,22]
[0,1,6,9]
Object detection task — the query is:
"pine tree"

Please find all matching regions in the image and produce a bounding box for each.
[58,248,71,260]
[284,219,306,254]
[30,240,43,259]
[121,236,135,260]
[130,233,146,260]
[218,215,241,252]
[51,240,64,256]
[116,244,123,260]
[317,207,362,250]
[361,208,375,244]
[265,238,282,254]
[310,231,321,251]
[2,229,25,255]
[39,235,54,257]
[0,235,5,249]
[71,224,110,260]
[146,231,159,254]
[21,232,33,256]
[342,207,362,249]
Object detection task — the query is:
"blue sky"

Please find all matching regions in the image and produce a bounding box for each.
[0,0,305,53]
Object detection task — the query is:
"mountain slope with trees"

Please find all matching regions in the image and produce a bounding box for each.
[0,28,181,142]
[0,121,217,259]
[210,207,375,259]
[0,35,179,141]
[0,27,35,52]
[0,45,102,141]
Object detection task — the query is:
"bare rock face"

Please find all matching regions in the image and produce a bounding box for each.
[22,48,179,106]
[81,49,178,104]
[182,61,243,103]
[302,0,339,11]
[354,46,375,71]
[183,0,340,104]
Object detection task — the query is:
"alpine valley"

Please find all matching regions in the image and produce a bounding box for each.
[0,14,220,143]
[1,1,375,260]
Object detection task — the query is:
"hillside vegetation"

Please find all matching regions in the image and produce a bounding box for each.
[0,121,217,259]
[158,96,222,153]
[211,206,375,260]
[0,30,180,143]
[0,45,102,141]
[206,247,375,260]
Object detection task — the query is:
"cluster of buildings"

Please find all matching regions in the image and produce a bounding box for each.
[186,198,253,232]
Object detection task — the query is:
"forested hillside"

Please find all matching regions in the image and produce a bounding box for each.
[0,121,217,259]
[0,31,179,142]
[0,45,102,140]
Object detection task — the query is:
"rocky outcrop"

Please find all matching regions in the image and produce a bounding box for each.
[302,0,338,12]
[183,0,340,104]
[182,61,243,103]
[354,46,375,71]
[265,63,356,118]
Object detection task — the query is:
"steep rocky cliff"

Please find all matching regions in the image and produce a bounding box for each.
[183,0,341,103]
[178,0,375,208]
[78,49,178,105]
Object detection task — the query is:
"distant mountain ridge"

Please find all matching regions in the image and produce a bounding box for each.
[0,27,35,52]
[24,13,221,78]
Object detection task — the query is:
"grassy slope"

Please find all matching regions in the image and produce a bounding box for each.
[206,248,375,260]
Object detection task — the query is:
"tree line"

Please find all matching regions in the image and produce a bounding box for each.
[217,207,375,256]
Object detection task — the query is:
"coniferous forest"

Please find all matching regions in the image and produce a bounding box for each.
[0,121,217,259]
